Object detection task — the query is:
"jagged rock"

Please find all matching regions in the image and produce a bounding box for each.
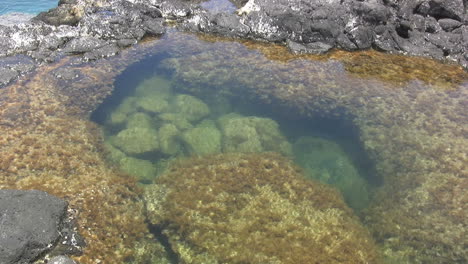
[0,0,466,70]
[438,18,462,32]
[286,40,332,54]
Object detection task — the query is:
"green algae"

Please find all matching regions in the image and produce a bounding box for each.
[96,72,373,215]
[182,120,222,155]
[292,136,370,210]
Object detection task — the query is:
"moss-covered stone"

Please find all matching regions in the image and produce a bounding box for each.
[127,238,173,264]
[111,127,159,155]
[103,140,126,164]
[293,136,370,210]
[119,157,157,183]
[136,96,169,114]
[145,153,381,264]
[182,120,221,155]
[105,96,138,126]
[172,94,210,122]
[159,123,181,156]
[218,114,292,156]
[126,112,155,129]
[159,113,193,131]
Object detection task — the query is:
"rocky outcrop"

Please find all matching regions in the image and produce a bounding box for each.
[182,0,467,68]
[0,190,82,264]
[0,0,466,88]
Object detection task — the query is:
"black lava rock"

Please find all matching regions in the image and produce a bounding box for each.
[0,190,67,264]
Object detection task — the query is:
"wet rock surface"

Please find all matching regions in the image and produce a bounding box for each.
[0,0,466,88]
[0,190,80,264]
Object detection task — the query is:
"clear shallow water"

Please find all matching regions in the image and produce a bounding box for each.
[2,29,466,264]
[92,51,379,211]
[0,0,57,15]
[88,32,467,264]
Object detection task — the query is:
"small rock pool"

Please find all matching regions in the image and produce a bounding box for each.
[1,31,467,264]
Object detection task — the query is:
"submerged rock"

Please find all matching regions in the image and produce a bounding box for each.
[182,119,222,155]
[293,137,370,210]
[119,156,158,183]
[112,127,159,154]
[159,113,193,131]
[145,152,381,263]
[159,123,182,155]
[172,94,210,122]
[136,96,169,114]
[126,112,155,129]
[218,113,292,156]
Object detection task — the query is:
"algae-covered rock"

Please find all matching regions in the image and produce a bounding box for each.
[127,238,173,264]
[134,75,173,99]
[159,123,181,155]
[126,112,155,129]
[103,140,126,164]
[293,136,370,210]
[218,114,292,156]
[112,127,159,155]
[182,120,221,155]
[106,96,138,126]
[172,94,210,122]
[159,113,193,131]
[119,157,157,183]
[136,96,169,114]
[145,153,381,264]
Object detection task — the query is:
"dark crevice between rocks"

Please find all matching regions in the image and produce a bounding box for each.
[396,23,410,39]
[148,223,179,264]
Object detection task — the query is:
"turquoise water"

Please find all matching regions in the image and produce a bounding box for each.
[0,0,57,15]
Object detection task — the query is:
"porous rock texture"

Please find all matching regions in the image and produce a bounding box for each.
[0,0,467,87]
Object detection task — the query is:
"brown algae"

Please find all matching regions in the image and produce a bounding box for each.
[0,30,467,263]
[145,152,381,264]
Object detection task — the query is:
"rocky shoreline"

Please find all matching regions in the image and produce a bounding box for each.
[0,0,467,88]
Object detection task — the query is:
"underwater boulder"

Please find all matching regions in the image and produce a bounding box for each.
[136,96,169,114]
[159,113,193,131]
[119,157,157,183]
[111,127,159,155]
[172,94,210,122]
[218,114,292,156]
[145,152,381,264]
[293,136,370,210]
[182,120,222,155]
[126,112,155,129]
[159,123,182,156]
[106,96,138,127]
